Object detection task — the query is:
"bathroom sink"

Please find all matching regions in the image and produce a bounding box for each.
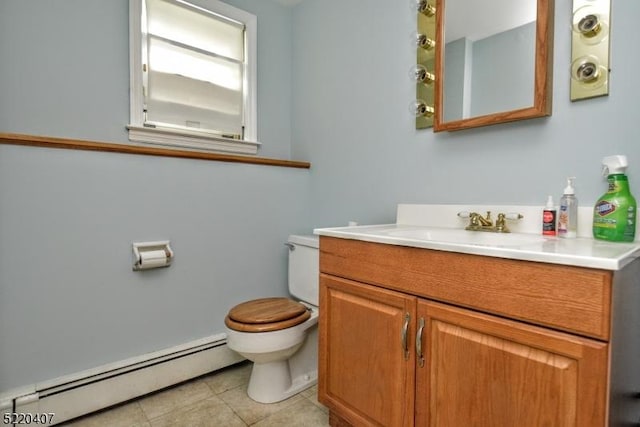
[384,227,547,248]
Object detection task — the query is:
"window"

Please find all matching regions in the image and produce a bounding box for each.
[128,0,259,154]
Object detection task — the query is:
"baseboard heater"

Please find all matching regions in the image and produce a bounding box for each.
[1,334,244,426]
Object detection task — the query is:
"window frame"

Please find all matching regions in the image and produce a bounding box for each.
[128,0,259,155]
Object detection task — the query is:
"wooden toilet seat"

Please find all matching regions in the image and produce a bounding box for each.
[225,297,311,332]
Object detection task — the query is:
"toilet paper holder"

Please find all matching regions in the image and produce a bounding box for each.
[132,240,174,271]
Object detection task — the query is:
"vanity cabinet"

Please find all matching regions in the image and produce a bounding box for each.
[320,275,416,426]
[318,236,640,426]
[416,300,606,426]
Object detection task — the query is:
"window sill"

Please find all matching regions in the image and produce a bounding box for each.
[0,132,311,169]
[127,125,260,155]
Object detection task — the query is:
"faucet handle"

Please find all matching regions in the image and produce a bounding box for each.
[460,211,491,228]
[503,213,524,221]
[495,212,524,232]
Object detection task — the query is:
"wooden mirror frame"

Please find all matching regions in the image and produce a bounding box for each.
[433,0,554,132]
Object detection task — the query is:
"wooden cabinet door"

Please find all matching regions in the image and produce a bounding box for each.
[319,274,416,427]
[415,300,608,427]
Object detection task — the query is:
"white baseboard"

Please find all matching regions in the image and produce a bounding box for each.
[3,334,244,426]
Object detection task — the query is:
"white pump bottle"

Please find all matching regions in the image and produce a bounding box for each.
[558,177,578,238]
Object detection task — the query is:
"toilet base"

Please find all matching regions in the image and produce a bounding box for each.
[226,312,319,404]
[247,359,317,404]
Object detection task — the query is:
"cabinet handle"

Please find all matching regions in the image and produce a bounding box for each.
[416,317,425,368]
[401,313,410,361]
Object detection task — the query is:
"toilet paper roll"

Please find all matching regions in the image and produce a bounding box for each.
[138,249,168,270]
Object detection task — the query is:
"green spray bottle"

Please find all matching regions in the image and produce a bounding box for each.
[593,155,637,242]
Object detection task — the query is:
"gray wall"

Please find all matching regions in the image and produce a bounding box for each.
[2,0,640,395]
[0,0,310,393]
[292,0,640,228]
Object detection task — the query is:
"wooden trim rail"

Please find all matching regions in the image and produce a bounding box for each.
[0,132,311,169]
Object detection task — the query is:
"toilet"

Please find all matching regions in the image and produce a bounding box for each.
[224,234,319,404]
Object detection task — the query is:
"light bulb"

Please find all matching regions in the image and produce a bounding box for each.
[409,64,435,85]
[415,32,436,50]
[572,5,609,45]
[571,55,608,89]
[414,0,436,16]
[410,99,435,118]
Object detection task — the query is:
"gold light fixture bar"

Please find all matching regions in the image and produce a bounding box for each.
[570,0,611,101]
[415,0,436,129]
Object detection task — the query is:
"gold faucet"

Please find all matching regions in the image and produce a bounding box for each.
[466,211,493,230]
[459,211,523,233]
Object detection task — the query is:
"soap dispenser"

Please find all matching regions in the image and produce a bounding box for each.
[558,177,578,238]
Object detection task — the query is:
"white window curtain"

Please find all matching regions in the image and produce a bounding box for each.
[144,0,246,138]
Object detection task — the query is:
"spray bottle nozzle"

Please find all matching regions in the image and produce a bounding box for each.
[545,195,554,208]
[602,155,629,177]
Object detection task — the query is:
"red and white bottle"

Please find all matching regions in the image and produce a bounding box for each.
[542,195,557,236]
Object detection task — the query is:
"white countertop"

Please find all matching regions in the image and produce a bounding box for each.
[314,204,640,271]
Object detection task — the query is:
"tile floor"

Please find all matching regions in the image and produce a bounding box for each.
[61,361,329,427]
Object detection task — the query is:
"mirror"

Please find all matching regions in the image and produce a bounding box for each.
[434,0,553,132]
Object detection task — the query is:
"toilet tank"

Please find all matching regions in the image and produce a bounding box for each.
[287,234,319,306]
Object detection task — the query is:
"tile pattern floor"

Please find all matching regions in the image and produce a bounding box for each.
[61,362,329,426]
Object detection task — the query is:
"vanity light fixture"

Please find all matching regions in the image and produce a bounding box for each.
[570,0,611,101]
[414,0,436,129]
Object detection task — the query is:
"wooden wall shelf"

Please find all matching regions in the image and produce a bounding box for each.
[0,133,311,169]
